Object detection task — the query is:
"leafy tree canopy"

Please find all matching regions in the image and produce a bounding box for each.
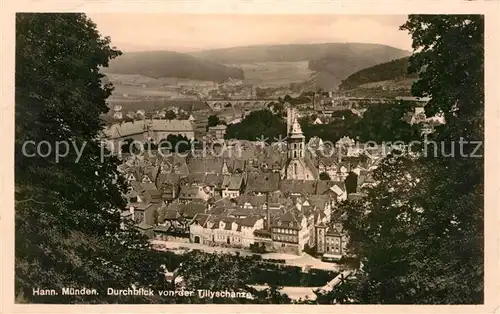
[225,109,286,141]
[15,13,160,303]
[319,15,484,304]
[207,114,221,128]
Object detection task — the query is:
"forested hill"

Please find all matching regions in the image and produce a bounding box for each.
[105,50,244,82]
[191,43,408,64]
[338,57,417,90]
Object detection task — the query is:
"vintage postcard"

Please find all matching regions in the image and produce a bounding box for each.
[1,0,498,313]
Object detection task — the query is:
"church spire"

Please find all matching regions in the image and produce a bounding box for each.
[290,117,304,139]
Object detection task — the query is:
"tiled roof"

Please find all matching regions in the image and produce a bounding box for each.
[104,119,195,139]
[279,180,317,196]
[138,191,152,204]
[226,207,247,217]
[237,215,261,227]
[141,182,157,191]
[317,155,338,166]
[130,181,145,193]
[213,197,235,208]
[145,166,160,183]
[254,229,271,238]
[234,194,267,208]
[180,202,206,219]
[186,173,207,185]
[164,209,180,220]
[136,221,153,230]
[178,186,205,200]
[187,157,223,174]
[316,180,346,195]
[153,119,195,132]
[221,174,244,190]
[104,121,146,139]
[204,173,223,187]
[307,195,329,209]
[192,213,211,226]
[245,172,280,193]
[224,158,246,172]
[272,209,303,230]
[166,201,182,212]
[156,173,181,188]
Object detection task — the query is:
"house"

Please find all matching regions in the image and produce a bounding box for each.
[102,118,196,152]
[178,185,210,203]
[221,173,244,198]
[156,201,206,235]
[245,172,280,195]
[113,111,123,120]
[208,124,227,140]
[156,172,180,203]
[136,110,146,118]
[313,117,323,125]
[318,181,347,202]
[270,208,310,255]
[278,180,317,197]
[189,213,264,248]
[187,157,224,174]
[316,219,349,262]
[204,173,224,197]
[222,158,246,174]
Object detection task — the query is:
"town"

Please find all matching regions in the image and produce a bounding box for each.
[102,90,443,269]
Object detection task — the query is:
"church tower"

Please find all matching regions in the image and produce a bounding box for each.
[285,108,314,180]
[288,116,305,160]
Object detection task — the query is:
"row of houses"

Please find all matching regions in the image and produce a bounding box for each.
[118,146,372,259]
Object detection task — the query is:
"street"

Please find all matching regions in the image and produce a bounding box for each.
[150,239,341,271]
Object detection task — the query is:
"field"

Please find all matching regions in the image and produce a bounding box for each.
[357,77,416,89]
[233,61,314,88]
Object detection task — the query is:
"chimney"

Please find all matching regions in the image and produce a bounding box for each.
[265,191,271,231]
[286,107,291,133]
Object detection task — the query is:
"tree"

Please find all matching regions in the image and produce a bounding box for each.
[329,15,484,304]
[158,134,191,154]
[356,100,420,143]
[225,109,286,141]
[175,250,257,303]
[207,114,221,128]
[284,95,292,103]
[344,172,358,194]
[250,285,292,304]
[319,172,331,181]
[14,13,166,303]
[165,110,177,120]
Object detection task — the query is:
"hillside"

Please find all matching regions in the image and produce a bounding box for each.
[191,43,409,64]
[191,43,409,90]
[105,50,244,82]
[339,57,417,90]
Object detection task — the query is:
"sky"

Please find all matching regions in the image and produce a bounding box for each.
[88,14,413,53]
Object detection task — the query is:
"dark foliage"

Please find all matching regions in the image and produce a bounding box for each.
[317,15,484,305]
[339,57,417,90]
[107,50,244,82]
[225,109,287,141]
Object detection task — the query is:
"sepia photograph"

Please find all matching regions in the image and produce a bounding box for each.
[5,3,493,309]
